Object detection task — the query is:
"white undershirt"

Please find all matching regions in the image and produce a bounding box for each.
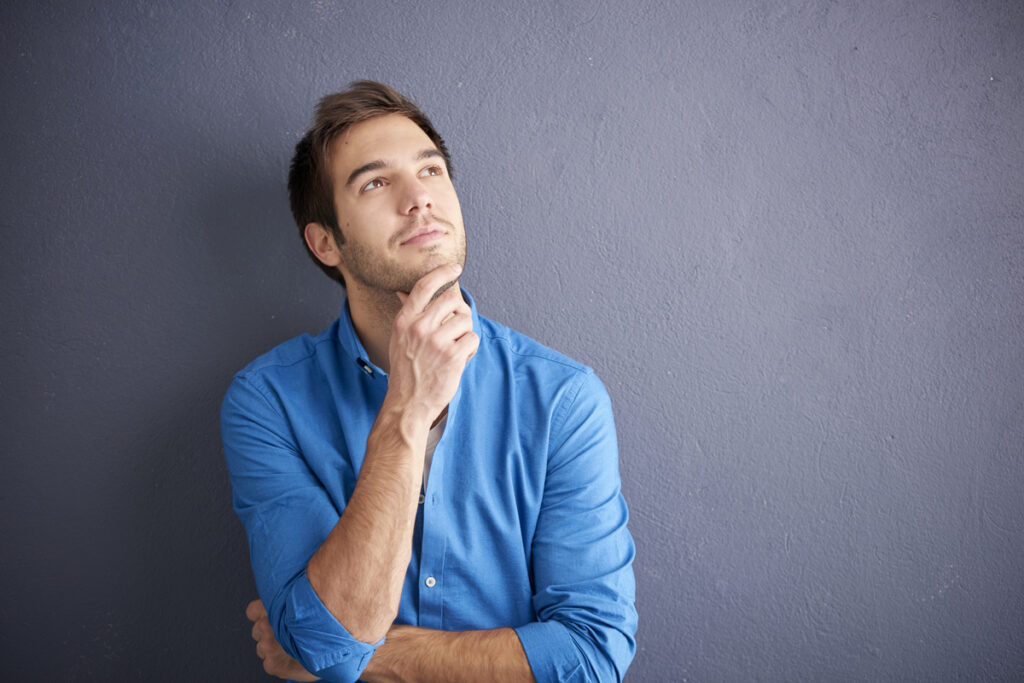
[422,412,447,489]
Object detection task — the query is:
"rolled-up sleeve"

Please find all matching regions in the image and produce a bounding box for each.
[221,375,382,682]
[514,371,638,682]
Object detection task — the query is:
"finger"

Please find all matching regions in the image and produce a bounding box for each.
[441,311,474,342]
[245,599,266,622]
[451,330,480,362]
[253,617,274,640]
[425,276,459,309]
[413,309,472,354]
[404,263,462,313]
[417,284,469,331]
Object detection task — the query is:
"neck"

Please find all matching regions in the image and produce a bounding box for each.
[345,286,402,373]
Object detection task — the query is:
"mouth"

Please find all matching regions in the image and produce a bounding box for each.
[399,223,446,246]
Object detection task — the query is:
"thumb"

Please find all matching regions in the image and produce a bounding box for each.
[396,291,409,305]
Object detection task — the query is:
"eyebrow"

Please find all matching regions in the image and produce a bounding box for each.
[345,148,444,187]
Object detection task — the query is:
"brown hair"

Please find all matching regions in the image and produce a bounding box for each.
[287,80,453,286]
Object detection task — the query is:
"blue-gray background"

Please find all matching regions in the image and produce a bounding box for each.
[2,1,1022,680]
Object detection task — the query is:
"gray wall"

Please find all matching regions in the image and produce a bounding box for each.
[2,1,1022,680]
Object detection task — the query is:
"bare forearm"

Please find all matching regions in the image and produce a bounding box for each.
[307,400,430,642]
[362,625,535,683]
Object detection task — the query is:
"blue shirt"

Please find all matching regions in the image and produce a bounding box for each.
[221,291,637,682]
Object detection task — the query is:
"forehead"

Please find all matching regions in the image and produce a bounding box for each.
[329,114,436,174]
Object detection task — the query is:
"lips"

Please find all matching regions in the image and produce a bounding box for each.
[399,224,445,246]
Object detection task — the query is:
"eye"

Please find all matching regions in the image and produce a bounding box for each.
[419,165,444,178]
[361,177,386,193]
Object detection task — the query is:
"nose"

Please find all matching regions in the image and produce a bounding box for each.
[400,174,433,216]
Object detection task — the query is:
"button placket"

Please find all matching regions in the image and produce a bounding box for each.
[416,443,446,629]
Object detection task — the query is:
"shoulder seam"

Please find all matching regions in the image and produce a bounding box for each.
[482,330,588,373]
[232,374,283,419]
[548,368,594,459]
[235,334,338,378]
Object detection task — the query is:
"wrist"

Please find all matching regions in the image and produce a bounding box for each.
[377,393,437,437]
[362,397,434,482]
[362,626,414,683]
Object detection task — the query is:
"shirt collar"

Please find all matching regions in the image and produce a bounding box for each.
[335,287,480,377]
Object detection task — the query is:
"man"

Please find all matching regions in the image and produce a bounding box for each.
[222,81,636,683]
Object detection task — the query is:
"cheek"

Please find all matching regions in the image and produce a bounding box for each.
[440,190,462,214]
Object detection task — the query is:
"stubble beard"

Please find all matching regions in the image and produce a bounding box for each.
[340,221,467,296]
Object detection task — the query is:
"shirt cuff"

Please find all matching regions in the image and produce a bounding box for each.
[282,571,384,681]
[514,620,586,682]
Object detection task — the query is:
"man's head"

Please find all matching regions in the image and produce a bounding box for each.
[288,81,464,291]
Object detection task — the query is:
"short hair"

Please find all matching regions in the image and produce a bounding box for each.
[287,80,453,287]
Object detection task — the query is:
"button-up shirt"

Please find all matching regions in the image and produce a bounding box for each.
[221,291,636,682]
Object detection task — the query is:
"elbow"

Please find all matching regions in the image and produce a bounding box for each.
[556,598,637,682]
[570,623,636,683]
[518,615,636,683]
[266,571,384,682]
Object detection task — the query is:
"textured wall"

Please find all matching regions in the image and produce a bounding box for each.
[2,1,1022,680]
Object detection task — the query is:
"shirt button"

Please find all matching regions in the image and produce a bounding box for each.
[357,359,373,375]
[424,576,436,588]
[418,493,425,504]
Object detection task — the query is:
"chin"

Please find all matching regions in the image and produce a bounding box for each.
[393,244,466,291]
[418,250,464,274]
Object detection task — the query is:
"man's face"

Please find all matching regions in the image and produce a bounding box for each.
[328,114,466,294]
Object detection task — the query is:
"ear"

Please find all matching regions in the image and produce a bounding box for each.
[304,223,343,268]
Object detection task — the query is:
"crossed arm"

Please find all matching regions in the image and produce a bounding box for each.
[248,599,531,683]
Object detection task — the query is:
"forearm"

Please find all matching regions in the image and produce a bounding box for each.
[307,397,431,643]
[279,265,476,670]
[362,625,535,683]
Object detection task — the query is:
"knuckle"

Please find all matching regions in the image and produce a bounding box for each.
[410,318,430,338]
[427,338,446,356]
